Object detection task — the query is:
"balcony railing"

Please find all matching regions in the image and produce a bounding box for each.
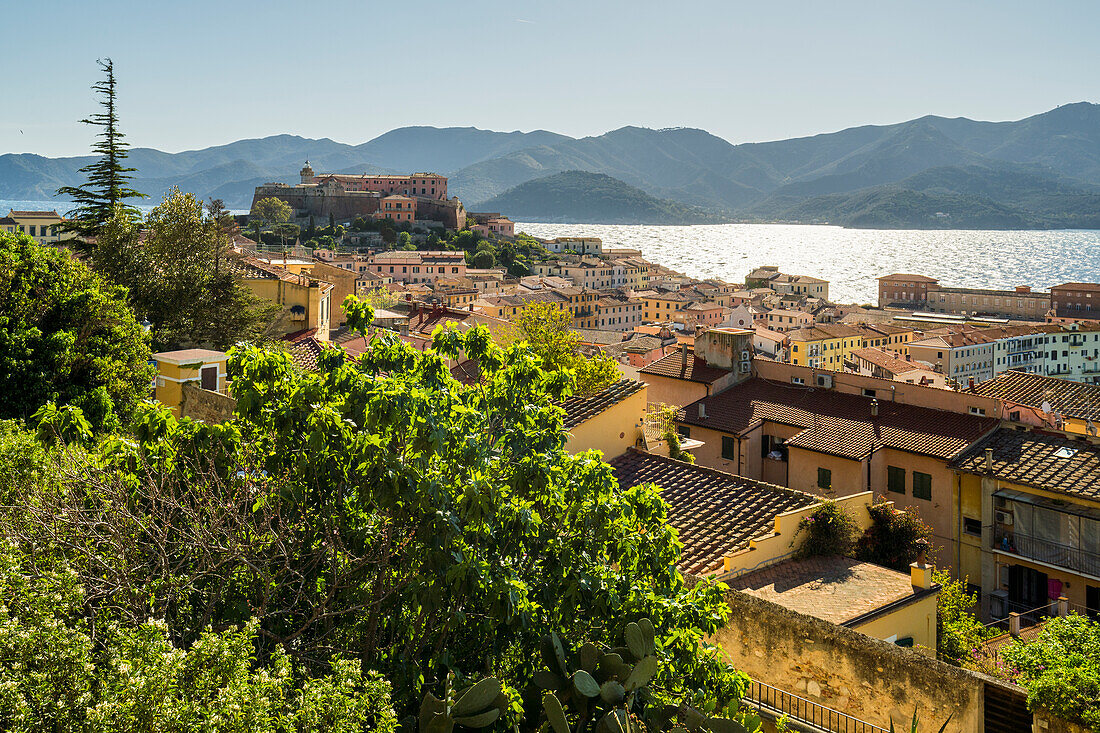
[743,680,888,733]
[994,528,1100,578]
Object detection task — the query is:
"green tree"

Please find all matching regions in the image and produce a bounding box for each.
[3,301,753,728]
[933,571,993,665]
[792,501,861,559]
[56,58,146,239]
[0,231,153,431]
[398,231,413,250]
[252,197,292,232]
[0,541,398,733]
[1000,614,1100,728]
[514,302,620,396]
[93,191,278,350]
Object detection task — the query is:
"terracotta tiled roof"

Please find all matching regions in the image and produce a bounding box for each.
[786,324,863,342]
[678,378,996,461]
[851,348,930,375]
[557,379,645,430]
[728,556,934,625]
[224,255,327,289]
[8,210,60,217]
[609,449,818,575]
[1052,282,1100,292]
[949,427,1100,501]
[285,337,326,371]
[640,350,731,384]
[970,371,1100,422]
[878,273,939,283]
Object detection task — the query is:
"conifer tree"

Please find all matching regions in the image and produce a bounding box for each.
[57,59,146,238]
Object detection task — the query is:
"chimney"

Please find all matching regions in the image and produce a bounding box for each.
[870,398,878,417]
[698,403,707,419]
[681,342,688,366]
[968,377,975,391]
[910,538,932,589]
[984,447,994,473]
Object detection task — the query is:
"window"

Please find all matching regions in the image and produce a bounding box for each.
[862,388,877,398]
[887,465,905,494]
[968,406,986,416]
[721,436,736,460]
[963,517,982,536]
[912,471,932,500]
[817,467,831,490]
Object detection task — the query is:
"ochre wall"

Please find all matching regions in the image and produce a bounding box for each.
[713,589,987,731]
[851,592,938,653]
[565,388,648,460]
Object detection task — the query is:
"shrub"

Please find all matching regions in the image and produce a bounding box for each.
[792,500,860,559]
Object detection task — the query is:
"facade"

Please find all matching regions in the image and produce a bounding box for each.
[909,322,1100,386]
[765,308,814,333]
[544,237,604,255]
[225,256,333,340]
[1050,282,1100,320]
[152,349,229,417]
[641,291,692,322]
[301,163,448,200]
[368,250,467,284]
[926,285,1050,321]
[950,428,1100,623]
[4,210,75,246]
[877,273,939,308]
[469,215,515,239]
[786,324,864,371]
[379,195,417,222]
[853,323,915,354]
[769,273,830,301]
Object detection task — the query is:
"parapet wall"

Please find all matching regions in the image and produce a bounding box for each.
[713,588,987,731]
[180,382,236,424]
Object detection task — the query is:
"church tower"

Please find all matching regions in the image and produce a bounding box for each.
[300,160,315,184]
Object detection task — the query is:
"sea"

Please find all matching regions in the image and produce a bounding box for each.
[516,222,1100,305]
[7,198,1099,306]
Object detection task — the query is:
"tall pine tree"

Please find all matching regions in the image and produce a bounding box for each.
[57,59,146,238]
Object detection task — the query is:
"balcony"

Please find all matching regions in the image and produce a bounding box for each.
[993,527,1100,578]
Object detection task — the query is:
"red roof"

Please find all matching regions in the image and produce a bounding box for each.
[640,350,731,384]
[678,378,996,461]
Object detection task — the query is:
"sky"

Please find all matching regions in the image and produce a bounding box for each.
[3,0,1098,158]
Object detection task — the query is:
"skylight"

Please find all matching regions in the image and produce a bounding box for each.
[1053,446,1078,459]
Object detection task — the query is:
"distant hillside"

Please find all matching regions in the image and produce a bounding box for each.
[0,128,574,209]
[474,171,725,225]
[4,104,1100,226]
[750,164,1100,229]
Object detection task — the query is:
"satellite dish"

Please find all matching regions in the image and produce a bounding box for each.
[1041,401,1053,415]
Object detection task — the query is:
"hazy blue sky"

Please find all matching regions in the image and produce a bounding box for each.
[3,1,1097,157]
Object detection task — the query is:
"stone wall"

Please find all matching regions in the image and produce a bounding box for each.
[713,588,987,731]
[180,382,236,424]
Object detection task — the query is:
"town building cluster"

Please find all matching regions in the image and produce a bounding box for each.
[114,188,1100,731]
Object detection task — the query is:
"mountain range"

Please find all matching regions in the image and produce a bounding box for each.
[3,103,1100,228]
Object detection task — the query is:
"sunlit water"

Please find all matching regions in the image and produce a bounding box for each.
[516,222,1100,304]
[6,199,1099,305]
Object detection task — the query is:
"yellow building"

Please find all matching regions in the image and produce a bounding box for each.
[152,349,228,417]
[226,255,333,340]
[641,291,691,322]
[787,324,864,370]
[3,209,76,246]
[950,427,1100,622]
[558,379,647,459]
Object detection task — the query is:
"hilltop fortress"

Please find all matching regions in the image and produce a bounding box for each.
[250,163,467,229]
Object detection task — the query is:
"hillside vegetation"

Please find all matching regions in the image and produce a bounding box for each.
[474,170,725,224]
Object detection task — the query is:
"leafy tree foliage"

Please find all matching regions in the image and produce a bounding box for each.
[514,302,620,396]
[1000,614,1100,728]
[1,301,751,729]
[252,197,292,228]
[92,190,279,350]
[0,231,153,431]
[933,571,994,666]
[0,539,397,733]
[56,58,146,238]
